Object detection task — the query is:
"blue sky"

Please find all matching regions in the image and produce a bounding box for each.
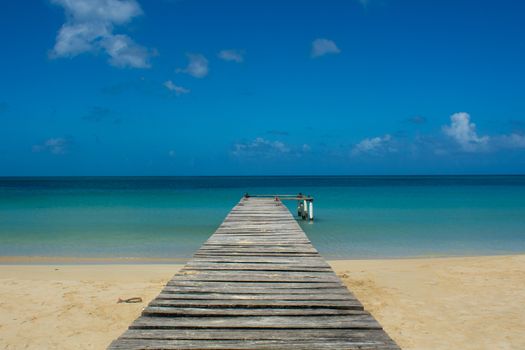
[1,0,525,175]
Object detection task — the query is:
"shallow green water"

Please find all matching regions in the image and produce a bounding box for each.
[1,176,524,259]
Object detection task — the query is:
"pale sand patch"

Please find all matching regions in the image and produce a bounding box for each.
[0,265,180,350]
[330,255,525,350]
[0,255,523,349]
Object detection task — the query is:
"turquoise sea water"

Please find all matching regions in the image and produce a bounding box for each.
[1,176,525,259]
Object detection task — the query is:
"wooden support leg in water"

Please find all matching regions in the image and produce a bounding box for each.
[297,197,313,221]
[297,200,304,217]
[302,199,308,220]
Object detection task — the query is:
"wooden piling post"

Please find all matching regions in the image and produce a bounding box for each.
[297,200,304,217]
[302,199,308,220]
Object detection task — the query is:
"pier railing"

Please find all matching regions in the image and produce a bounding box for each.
[244,193,314,221]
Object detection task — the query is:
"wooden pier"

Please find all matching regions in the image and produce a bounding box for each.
[108,197,400,350]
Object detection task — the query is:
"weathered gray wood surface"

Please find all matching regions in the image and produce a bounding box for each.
[108,197,400,350]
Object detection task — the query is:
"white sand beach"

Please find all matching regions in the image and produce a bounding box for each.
[0,255,524,349]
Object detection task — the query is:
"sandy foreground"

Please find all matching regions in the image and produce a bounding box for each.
[0,255,524,350]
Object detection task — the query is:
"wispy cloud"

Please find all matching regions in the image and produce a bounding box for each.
[442,112,490,152]
[218,49,245,63]
[497,133,525,149]
[32,137,72,155]
[407,115,427,124]
[351,134,395,156]
[177,53,209,78]
[232,138,290,158]
[311,38,340,58]
[50,0,154,68]
[163,80,190,95]
[232,137,312,159]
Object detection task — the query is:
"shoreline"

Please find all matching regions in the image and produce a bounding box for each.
[1,252,524,264]
[0,255,190,264]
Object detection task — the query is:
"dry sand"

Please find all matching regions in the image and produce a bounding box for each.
[331,255,525,350]
[0,265,182,350]
[0,255,524,349]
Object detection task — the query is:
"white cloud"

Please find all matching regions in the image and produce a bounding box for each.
[497,133,525,149]
[311,38,341,58]
[442,112,490,152]
[218,49,245,63]
[51,21,109,57]
[101,34,152,68]
[351,134,395,156]
[177,54,209,78]
[50,0,154,68]
[232,138,290,158]
[163,80,190,95]
[52,0,143,23]
[32,138,71,155]
[349,113,525,158]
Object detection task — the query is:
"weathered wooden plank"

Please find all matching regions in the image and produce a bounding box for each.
[155,292,357,300]
[109,338,399,350]
[206,236,310,240]
[182,264,332,272]
[175,270,337,277]
[148,299,363,310]
[203,242,312,246]
[129,315,383,329]
[118,328,395,341]
[170,273,339,283]
[197,249,318,254]
[214,232,306,235]
[215,230,305,233]
[166,281,347,289]
[178,267,337,281]
[200,242,313,246]
[193,253,321,257]
[161,286,350,294]
[142,307,366,317]
[190,256,329,265]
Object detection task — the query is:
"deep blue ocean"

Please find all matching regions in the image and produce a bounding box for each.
[1,176,525,260]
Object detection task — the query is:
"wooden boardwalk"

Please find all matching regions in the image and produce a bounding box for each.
[108,197,400,350]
